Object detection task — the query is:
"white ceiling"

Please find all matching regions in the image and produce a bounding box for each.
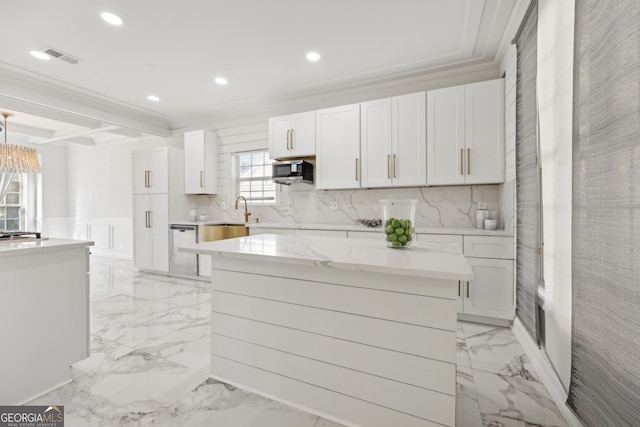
[0,0,519,146]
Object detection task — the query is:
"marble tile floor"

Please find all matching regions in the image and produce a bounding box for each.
[27,253,567,427]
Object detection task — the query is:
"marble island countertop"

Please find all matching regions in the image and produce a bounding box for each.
[0,237,94,256]
[179,233,472,281]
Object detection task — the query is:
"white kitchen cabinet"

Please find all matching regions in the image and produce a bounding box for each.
[427,79,505,186]
[184,129,218,194]
[132,148,169,194]
[133,194,169,272]
[316,104,361,189]
[269,111,316,159]
[132,147,188,274]
[416,233,463,249]
[361,92,426,188]
[460,258,514,320]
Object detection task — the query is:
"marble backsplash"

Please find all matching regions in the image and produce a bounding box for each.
[192,184,510,230]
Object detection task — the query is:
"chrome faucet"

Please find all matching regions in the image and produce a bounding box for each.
[234,195,252,223]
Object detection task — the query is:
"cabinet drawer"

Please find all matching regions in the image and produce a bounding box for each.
[463,235,514,259]
[416,234,463,250]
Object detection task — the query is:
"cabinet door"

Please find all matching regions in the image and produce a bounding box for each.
[290,111,316,157]
[184,130,206,194]
[147,148,169,194]
[427,86,465,186]
[464,79,505,184]
[149,194,169,272]
[392,92,426,187]
[184,130,218,194]
[361,98,392,188]
[316,104,361,189]
[463,258,514,320]
[132,150,150,194]
[133,195,151,269]
[269,115,291,159]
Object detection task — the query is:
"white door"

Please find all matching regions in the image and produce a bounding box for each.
[132,151,149,194]
[133,195,151,269]
[463,257,514,319]
[269,115,291,159]
[184,130,205,194]
[149,194,169,272]
[316,104,361,190]
[147,148,168,194]
[427,86,465,186]
[464,79,505,184]
[290,111,316,157]
[360,98,392,188]
[392,92,426,187]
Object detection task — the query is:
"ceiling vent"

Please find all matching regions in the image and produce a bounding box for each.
[42,47,81,65]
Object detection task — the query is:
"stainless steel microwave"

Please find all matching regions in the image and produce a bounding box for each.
[272,160,314,185]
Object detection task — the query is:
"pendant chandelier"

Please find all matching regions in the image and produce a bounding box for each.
[0,112,41,174]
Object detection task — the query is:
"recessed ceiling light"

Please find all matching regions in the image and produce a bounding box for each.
[147,95,160,102]
[214,77,228,85]
[29,50,51,60]
[306,52,321,62]
[101,12,123,26]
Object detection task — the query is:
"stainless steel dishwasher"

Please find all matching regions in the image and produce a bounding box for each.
[170,224,198,278]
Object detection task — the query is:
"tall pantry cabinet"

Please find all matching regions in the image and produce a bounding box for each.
[132,147,187,272]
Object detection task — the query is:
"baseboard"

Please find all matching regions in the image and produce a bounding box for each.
[511,317,584,427]
[458,313,512,327]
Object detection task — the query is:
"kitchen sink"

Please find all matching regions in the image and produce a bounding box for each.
[200,224,249,241]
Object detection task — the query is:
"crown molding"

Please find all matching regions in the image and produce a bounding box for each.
[0,64,170,137]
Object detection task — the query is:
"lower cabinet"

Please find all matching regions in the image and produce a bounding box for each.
[133,194,169,272]
[418,233,515,322]
[458,258,515,320]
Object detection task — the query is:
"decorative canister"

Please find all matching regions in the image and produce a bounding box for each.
[380,199,417,248]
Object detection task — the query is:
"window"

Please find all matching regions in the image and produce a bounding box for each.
[0,174,22,231]
[235,150,275,204]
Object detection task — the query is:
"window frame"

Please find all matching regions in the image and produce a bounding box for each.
[234,149,276,205]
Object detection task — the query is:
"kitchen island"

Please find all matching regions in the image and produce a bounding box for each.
[179,234,471,427]
[0,238,93,404]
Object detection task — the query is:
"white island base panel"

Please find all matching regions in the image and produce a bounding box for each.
[0,239,92,404]
[208,258,459,427]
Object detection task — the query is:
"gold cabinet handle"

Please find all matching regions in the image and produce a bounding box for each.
[145,211,150,228]
[355,158,359,181]
[286,129,290,150]
[393,154,397,178]
[458,280,461,297]
[466,281,470,298]
[467,148,471,175]
[144,170,150,188]
[460,149,463,175]
[200,171,204,188]
[387,155,391,178]
[290,129,295,149]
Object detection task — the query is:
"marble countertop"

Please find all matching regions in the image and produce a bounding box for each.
[245,221,514,237]
[0,238,94,256]
[179,233,472,281]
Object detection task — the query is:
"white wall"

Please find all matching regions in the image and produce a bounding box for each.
[65,136,171,251]
[537,0,575,390]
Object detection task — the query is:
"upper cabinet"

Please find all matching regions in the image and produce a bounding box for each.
[361,92,426,188]
[427,79,505,186]
[184,129,218,194]
[132,148,169,194]
[269,111,316,159]
[315,104,361,190]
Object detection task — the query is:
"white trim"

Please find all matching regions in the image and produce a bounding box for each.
[511,317,584,427]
